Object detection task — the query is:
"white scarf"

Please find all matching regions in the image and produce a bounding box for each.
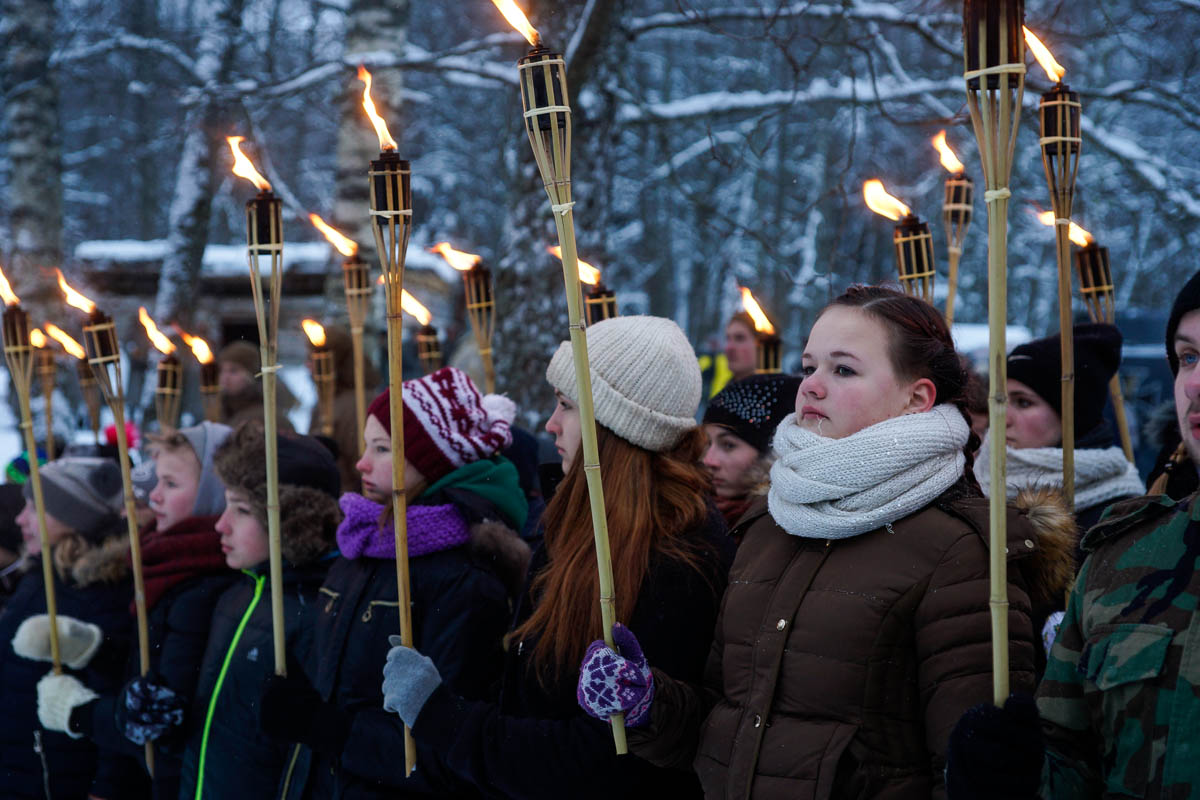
[767,404,970,539]
[974,437,1145,512]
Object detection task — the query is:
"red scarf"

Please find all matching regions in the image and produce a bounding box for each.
[714,495,753,541]
[135,515,230,613]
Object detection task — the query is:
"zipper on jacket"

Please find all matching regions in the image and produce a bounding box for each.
[361,598,399,622]
[194,571,266,800]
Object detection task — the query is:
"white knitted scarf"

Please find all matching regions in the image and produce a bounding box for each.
[974,438,1145,511]
[767,404,970,539]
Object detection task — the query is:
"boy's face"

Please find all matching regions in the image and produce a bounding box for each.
[215,489,268,569]
[149,448,201,532]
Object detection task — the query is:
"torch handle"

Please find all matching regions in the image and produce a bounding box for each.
[260,364,287,678]
[480,347,496,396]
[1054,224,1076,513]
[1109,373,1135,463]
[40,365,55,459]
[944,248,962,327]
[351,327,366,456]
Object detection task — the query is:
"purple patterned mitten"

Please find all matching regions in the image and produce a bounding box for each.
[576,623,654,727]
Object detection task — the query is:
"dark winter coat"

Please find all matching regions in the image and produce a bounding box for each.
[631,483,1076,800]
[0,536,142,799]
[410,509,734,800]
[177,557,330,800]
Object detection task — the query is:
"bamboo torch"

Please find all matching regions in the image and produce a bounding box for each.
[358,64,417,774]
[175,327,219,423]
[547,246,618,326]
[226,136,288,678]
[933,131,974,324]
[741,287,782,374]
[863,179,937,303]
[1029,25,1081,511]
[491,0,626,751]
[1074,231,1135,461]
[302,319,335,437]
[963,0,1025,705]
[57,270,155,771]
[139,308,182,434]
[415,322,442,376]
[31,329,56,457]
[1,269,62,673]
[431,242,498,392]
[44,324,96,443]
[310,214,371,448]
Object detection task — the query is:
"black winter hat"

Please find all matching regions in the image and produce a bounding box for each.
[1007,322,1122,442]
[0,484,25,554]
[703,374,803,454]
[1166,269,1200,375]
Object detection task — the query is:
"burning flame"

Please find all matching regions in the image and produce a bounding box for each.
[138,307,176,355]
[546,245,601,285]
[1023,26,1066,83]
[174,326,214,364]
[309,213,358,257]
[740,288,776,335]
[302,319,327,348]
[44,324,86,359]
[401,291,432,326]
[226,136,272,192]
[1036,211,1093,247]
[56,269,96,313]
[932,131,965,174]
[357,66,398,152]
[30,329,46,348]
[489,0,540,46]
[0,266,18,306]
[863,179,911,221]
[430,242,482,272]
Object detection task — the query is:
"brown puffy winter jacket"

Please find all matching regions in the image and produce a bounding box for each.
[631,484,1074,800]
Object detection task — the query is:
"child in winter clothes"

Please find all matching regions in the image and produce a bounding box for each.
[577,288,1073,799]
[32,422,235,800]
[261,367,531,799]
[175,424,341,800]
[1,457,140,799]
[381,317,733,800]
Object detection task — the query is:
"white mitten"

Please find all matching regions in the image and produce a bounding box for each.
[12,615,103,669]
[37,672,98,738]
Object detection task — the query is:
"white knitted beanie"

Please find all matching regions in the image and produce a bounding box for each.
[545,316,701,452]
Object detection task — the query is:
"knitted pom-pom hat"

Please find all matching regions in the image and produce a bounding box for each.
[366,367,516,483]
[546,316,701,452]
[704,374,803,454]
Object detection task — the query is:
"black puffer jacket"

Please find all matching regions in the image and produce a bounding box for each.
[0,537,143,799]
[177,558,331,800]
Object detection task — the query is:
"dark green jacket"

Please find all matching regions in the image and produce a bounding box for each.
[1038,492,1200,799]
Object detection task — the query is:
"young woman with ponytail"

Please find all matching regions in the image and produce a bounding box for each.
[577,286,1074,799]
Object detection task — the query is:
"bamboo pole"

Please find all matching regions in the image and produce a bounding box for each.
[37,347,55,457]
[1054,225,1075,510]
[342,255,372,452]
[942,174,974,326]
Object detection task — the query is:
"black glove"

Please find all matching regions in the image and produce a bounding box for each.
[117,674,186,745]
[259,672,352,757]
[945,693,1045,800]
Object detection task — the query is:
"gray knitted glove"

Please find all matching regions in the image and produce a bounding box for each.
[13,614,102,669]
[381,635,442,728]
[37,673,99,738]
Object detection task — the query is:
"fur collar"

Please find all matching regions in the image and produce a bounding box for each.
[65,534,131,587]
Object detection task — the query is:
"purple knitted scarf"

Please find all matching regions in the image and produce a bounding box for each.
[336,493,470,560]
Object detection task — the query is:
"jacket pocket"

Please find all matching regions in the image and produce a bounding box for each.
[361,599,400,623]
[1081,623,1172,690]
[319,587,340,615]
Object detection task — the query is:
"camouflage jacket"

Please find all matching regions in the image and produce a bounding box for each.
[1037,491,1200,799]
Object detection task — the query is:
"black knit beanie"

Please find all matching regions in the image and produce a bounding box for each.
[1166,269,1200,375]
[703,374,803,454]
[1006,322,1122,441]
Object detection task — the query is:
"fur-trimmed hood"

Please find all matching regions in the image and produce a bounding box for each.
[57,532,131,587]
[468,519,531,599]
[1012,486,1078,612]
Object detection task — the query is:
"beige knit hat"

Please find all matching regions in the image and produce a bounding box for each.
[546,316,701,452]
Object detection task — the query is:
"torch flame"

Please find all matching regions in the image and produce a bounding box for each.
[740,288,775,335]
[302,319,327,348]
[932,131,965,174]
[309,213,359,257]
[863,179,911,221]
[56,269,97,313]
[546,245,601,285]
[174,326,214,364]
[1023,26,1066,83]
[357,66,398,152]
[400,291,432,326]
[430,242,482,272]
[226,136,272,192]
[138,307,176,355]
[489,0,540,46]
[0,266,18,306]
[44,324,86,359]
[30,329,46,348]
[1036,211,1093,247]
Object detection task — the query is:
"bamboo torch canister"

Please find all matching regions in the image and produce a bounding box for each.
[740,287,782,375]
[303,320,336,438]
[499,2,626,751]
[140,307,183,434]
[416,324,442,375]
[963,0,1025,706]
[431,243,497,394]
[176,326,220,424]
[862,179,935,303]
[1076,240,1135,461]
[933,131,974,325]
[44,324,92,443]
[0,279,62,673]
[547,245,619,329]
[33,334,56,457]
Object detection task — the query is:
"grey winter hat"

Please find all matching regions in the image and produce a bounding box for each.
[546,316,701,452]
[178,421,233,518]
[24,457,123,541]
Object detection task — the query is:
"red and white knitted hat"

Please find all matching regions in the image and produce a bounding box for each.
[366,367,516,483]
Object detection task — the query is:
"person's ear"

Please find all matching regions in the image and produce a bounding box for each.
[905,378,937,415]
